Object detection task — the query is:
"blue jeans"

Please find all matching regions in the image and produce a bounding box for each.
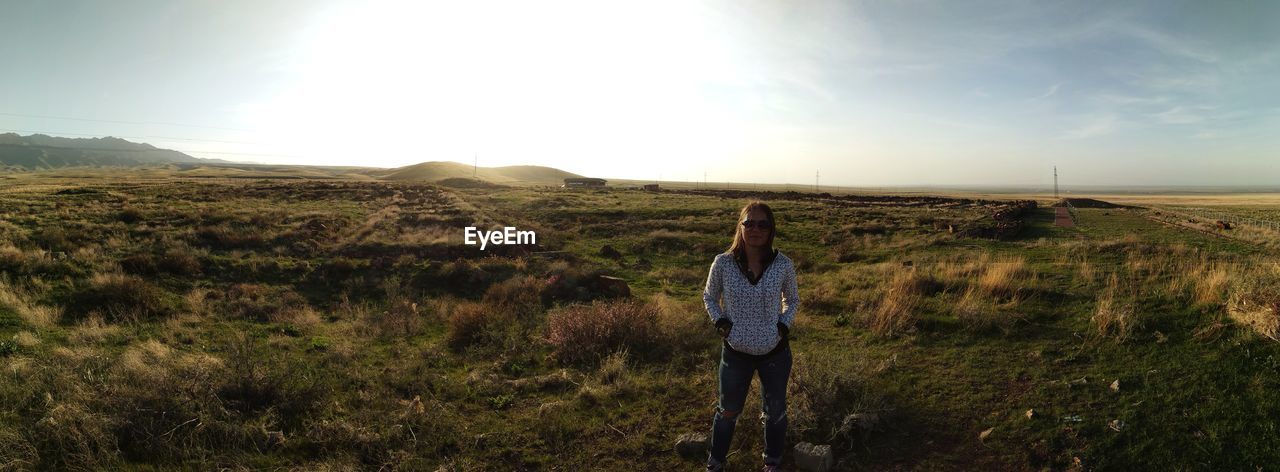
[707,341,792,469]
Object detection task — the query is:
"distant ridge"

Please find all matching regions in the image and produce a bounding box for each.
[376,161,584,185]
[0,133,228,170]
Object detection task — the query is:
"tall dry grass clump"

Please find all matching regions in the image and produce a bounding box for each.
[868,270,923,337]
[1092,274,1138,343]
[547,300,661,364]
[0,277,59,327]
[1225,268,1280,342]
[1192,263,1231,305]
[978,256,1028,299]
[66,272,185,323]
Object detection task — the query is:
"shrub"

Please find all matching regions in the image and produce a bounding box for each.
[445,302,507,350]
[547,300,660,364]
[117,207,144,224]
[66,273,184,322]
[482,275,546,321]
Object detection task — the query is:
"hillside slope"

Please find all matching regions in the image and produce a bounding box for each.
[377,161,584,185]
[0,133,225,169]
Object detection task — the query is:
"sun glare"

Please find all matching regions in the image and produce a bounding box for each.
[235,0,746,174]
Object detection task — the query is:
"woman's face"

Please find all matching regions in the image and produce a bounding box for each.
[741,208,772,249]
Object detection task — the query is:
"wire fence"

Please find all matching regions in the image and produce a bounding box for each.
[1154,206,1280,233]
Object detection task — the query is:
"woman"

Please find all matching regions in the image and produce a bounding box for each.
[702,201,799,471]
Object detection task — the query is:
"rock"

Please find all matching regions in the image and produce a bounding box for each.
[1025,409,1036,420]
[1110,379,1120,392]
[793,442,834,472]
[979,427,994,441]
[592,275,632,298]
[1068,377,1088,387]
[674,432,709,458]
[1109,419,1125,431]
[600,245,623,260]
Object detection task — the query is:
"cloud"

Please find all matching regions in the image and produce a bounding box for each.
[1029,82,1062,101]
[1150,106,1207,124]
[1059,115,1118,139]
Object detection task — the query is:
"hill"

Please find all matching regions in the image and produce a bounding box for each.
[376,161,583,185]
[0,133,228,170]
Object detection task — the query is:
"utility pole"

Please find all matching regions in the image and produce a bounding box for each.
[1053,166,1059,199]
[473,153,478,178]
[815,169,820,193]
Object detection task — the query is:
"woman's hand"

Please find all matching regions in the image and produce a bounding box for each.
[715,318,733,338]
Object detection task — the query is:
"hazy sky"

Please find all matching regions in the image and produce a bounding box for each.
[2,0,1278,186]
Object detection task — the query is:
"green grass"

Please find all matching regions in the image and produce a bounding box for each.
[0,177,1279,470]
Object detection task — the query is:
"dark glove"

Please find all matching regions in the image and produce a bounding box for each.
[715,318,733,338]
[777,322,789,339]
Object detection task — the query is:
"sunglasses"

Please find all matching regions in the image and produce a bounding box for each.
[741,219,774,230]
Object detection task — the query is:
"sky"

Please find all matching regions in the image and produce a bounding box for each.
[2,0,1278,187]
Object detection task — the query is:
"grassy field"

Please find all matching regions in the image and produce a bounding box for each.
[1,175,1279,470]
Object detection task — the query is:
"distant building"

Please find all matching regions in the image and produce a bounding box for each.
[642,184,660,191]
[563,177,607,188]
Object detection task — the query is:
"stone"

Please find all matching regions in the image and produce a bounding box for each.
[793,442,834,472]
[979,427,994,441]
[600,245,623,260]
[1025,409,1036,420]
[1110,379,1120,392]
[674,432,709,458]
[593,275,632,298]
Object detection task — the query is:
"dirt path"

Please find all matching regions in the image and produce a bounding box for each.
[1054,207,1075,227]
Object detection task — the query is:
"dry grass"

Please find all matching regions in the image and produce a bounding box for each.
[0,277,60,327]
[952,286,1022,333]
[1193,264,1231,305]
[1092,274,1139,343]
[1226,271,1280,342]
[67,315,123,346]
[868,269,923,337]
[978,256,1029,298]
[547,300,661,363]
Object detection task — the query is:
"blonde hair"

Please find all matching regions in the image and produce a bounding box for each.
[726,200,775,255]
